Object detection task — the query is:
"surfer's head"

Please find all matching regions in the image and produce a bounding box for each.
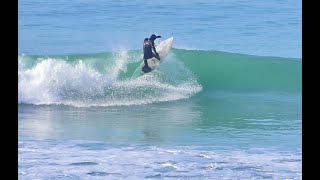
[144,38,148,43]
[149,34,161,41]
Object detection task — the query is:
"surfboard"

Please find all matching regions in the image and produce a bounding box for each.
[132,37,174,77]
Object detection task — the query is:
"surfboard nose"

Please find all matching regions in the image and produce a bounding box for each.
[167,37,174,45]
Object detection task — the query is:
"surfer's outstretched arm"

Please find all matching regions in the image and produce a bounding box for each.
[150,42,160,60]
[151,41,157,54]
[149,34,161,60]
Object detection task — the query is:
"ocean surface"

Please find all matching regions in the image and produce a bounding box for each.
[18,0,302,179]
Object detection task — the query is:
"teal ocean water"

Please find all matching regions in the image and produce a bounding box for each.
[19,0,301,179]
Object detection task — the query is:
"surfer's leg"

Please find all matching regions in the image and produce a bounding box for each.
[142,65,151,73]
[144,59,148,66]
[153,53,160,60]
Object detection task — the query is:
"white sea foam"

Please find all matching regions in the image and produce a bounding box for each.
[18,140,302,179]
[18,50,202,107]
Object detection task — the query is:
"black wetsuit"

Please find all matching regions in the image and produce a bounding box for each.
[143,41,153,60]
[142,40,159,73]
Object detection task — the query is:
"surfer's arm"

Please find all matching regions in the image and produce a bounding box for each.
[153,47,158,54]
[151,42,160,60]
[151,42,158,54]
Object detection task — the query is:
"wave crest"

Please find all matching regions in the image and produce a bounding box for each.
[18,50,202,107]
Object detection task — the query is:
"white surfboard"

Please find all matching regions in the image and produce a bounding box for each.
[146,37,174,69]
[132,37,174,76]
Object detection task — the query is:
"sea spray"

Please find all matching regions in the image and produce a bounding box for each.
[18,49,202,107]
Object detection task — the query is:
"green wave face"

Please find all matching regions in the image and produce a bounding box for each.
[172,49,301,93]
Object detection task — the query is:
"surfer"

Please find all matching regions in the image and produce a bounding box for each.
[142,34,161,73]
